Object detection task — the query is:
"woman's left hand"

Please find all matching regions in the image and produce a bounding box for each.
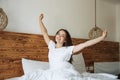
[39,13,44,21]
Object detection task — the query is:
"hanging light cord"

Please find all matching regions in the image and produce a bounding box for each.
[95,0,96,28]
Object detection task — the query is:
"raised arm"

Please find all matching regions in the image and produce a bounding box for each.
[39,14,50,45]
[72,30,107,54]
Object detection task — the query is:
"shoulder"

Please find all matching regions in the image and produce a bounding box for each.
[66,46,74,54]
[66,46,74,50]
[48,40,55,49]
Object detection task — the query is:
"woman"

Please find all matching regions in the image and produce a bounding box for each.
[39,13,107,55]
[19,14,110,80]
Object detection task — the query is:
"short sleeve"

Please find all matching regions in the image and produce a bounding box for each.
[48,40,55,50]
[64,46,74,61]
[66,46,74,55]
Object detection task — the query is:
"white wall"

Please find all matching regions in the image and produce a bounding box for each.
[97,0,116,41]
[0,0,94,39]
[0,0,118,42]
[116,4,120,63]
[116,4,120,42]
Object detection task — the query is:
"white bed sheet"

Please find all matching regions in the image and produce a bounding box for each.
[5,77,20,80]
[6,72,118,80]
[6,59,119,80]
[18,68,118,80]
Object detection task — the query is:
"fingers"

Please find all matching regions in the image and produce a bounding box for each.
[102,30,107,38]
[39,13,44,20]
[103,30,107,35]
[40,13,43,17]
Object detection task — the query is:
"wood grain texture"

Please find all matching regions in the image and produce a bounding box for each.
[0,31,119,80]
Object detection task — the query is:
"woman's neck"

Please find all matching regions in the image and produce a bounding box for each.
[55,43,63,48]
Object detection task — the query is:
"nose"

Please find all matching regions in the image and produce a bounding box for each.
[56,35,60,39]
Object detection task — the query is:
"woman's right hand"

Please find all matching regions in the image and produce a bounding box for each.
[101,30,107,39]
[39,14,44,20]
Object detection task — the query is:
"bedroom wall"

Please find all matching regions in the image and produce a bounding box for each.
[97,0,116,41]
[0,0,94,39]
[116,4,120,67]
[0,0,118,42]
[116,4,120,42]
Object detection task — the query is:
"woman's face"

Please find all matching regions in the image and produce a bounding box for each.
[55,30,66,44]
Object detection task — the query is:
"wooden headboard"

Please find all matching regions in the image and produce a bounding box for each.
[0,31,119,80]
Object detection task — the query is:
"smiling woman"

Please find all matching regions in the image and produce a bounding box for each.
[0,31,119,80]
[0,8,8,31]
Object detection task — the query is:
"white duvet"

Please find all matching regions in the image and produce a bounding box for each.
[18,67,118,80]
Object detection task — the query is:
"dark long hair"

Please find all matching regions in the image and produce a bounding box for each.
[54,29,73,63]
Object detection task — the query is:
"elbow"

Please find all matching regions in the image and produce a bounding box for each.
[73,43,85,54]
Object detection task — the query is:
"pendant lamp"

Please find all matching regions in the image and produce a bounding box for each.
[0,8,8,31]
[89,0,103,39]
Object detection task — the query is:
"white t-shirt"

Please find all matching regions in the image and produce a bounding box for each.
[48,40,74,69]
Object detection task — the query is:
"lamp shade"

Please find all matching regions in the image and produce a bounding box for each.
[89,26,103,39]
[88,0,103,39]
[0,8,8,31]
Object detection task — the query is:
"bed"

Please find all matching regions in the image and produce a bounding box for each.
[0,31,119,80]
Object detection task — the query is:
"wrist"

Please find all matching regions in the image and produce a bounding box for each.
[39,19,43,22]
[101,35,105,40]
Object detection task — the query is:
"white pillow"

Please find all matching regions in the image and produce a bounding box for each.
[22,58,49,74]
[72,53,86,73]
[94,62,120,75]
